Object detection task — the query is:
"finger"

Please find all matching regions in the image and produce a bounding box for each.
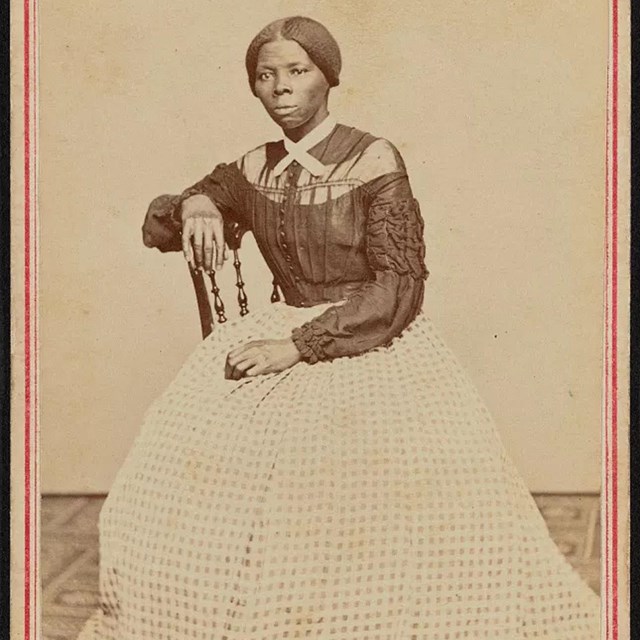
[230,356,258,380]
[228,341,260,360]
[227,350,259,368]
[223,244,229,263]
[182,223,195,269]
[230,367,244,381]
[227,348,259,368]
[245,362,268,377]
[213,220,225,270]
[203,230,215,273]
[192,223,205,269]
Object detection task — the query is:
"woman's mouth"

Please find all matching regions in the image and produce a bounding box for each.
[273,105,298,114]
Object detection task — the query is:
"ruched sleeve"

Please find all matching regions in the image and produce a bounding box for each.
[141,162,249,252]
[291,163,429,363]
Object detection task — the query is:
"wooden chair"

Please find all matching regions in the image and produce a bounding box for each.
[144,194,282,339]
[188,219,281,339]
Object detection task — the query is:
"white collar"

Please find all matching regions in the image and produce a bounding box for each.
[273,115,337,178]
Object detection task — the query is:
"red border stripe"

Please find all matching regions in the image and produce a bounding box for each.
[610,0,619,636]
[603,22,610,637]
[23,0,31,636]
[31,0,39,631]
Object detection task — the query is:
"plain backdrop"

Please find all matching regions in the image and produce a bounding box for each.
[39,0,607,493]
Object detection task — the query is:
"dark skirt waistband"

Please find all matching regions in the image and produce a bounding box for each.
[280,280,366,308]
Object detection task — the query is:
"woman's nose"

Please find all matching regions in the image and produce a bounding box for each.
[273,75,292,95]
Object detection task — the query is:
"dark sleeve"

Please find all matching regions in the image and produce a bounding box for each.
[290,170,429,363]
[141,162,248,252]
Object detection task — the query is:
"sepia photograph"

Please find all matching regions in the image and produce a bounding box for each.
[9,1,631,639]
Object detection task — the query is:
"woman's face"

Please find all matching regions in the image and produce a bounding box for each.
[254,39,330,139]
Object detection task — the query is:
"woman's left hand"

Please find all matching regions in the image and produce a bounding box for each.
[225,338,302,380]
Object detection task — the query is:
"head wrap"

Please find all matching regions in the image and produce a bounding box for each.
[245,16,342,95]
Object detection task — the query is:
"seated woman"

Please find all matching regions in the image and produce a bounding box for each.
[79,15,600,640]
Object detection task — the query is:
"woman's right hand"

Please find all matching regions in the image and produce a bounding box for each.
[181,194,227,272]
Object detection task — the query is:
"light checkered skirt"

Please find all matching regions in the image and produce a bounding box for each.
[78,302,600,640]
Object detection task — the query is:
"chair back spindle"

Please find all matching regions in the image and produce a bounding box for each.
[207,270,228,324]
[233,249,249,316]
[270,279,281,303]
[181,218,286,339]
[187,219,254,339]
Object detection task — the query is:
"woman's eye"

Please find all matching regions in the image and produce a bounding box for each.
[291,68,307,76]
[257,72,272,81]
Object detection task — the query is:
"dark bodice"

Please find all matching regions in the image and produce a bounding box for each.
[142,124,428,363]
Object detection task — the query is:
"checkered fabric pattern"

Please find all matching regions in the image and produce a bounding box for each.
[78,303,600,639]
